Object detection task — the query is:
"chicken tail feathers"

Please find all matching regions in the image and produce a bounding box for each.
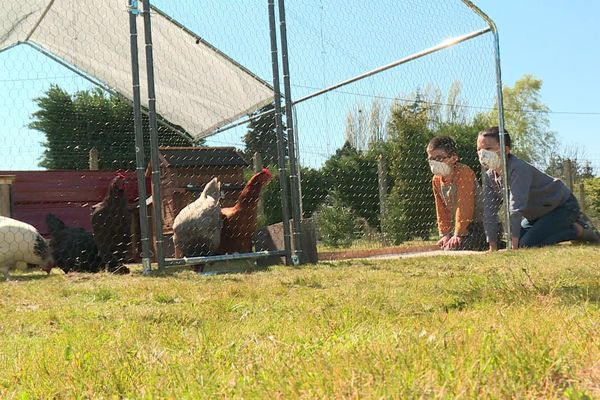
[202,177,221,201]
[46,213,66,235]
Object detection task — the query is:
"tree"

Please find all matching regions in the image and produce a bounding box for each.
[320,141,380,228]
[544,145,595,182]
[314,190,358,248]
[445,81,467,124]
[368,98,388,146]
[477,75,556,166]
[30,85,193,170]
[382,98,435,243]
[583,177,600,221]
[344,99,389,152]
[344,104,368,152]
[260,165,329,226]
[243,103,287,165]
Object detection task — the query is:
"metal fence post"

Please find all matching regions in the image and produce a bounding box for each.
[277,0,303,264]
[128,0,153,273]
[142,0,165,271]
[267,0,293,265]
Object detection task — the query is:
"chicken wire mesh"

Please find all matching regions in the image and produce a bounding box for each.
[0,0,285,274]
[0,0,502,273]
[280,0,504,255]
[3,1,597,276]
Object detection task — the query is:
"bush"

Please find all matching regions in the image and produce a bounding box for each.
[314,191,357,248]
[583,177,600,223]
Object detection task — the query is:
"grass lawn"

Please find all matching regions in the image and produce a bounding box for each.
[1,245,599,399]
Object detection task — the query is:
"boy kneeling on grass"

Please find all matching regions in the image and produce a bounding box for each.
[427,136,487,251]
[477,126,600,250]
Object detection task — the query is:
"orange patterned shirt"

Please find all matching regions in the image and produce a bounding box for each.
[432,162,482,237]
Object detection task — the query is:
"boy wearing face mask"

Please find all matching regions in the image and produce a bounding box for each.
[427,136,487,251]
[477,126,600,250]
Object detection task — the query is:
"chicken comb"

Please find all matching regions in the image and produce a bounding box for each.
[262,167,272,178]
[116,171,127,180]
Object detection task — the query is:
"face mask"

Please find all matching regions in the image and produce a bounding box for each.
[478,149,501,171]
[428,160,452,177]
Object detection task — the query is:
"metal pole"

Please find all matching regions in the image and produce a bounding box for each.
[142,0,166,270]
[211,27,490,137]
[128,0,153,273]
[277,0,303,264]
[462,0,512,248]
[294,27,491,106]
[491,29,512,249]
[164,250,288,267]
[267,0,293,265]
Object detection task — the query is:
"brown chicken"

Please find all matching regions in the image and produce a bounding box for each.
[91,173,131,274]
[217,168,273,254]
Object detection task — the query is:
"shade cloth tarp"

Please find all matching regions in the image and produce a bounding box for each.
[0,1,273,140]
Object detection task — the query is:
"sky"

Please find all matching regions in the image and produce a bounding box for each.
[0,1,598,171]
[474,0,600,168]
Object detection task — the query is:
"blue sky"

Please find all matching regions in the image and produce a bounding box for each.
[475,0,600,168]
[0,1,598,171]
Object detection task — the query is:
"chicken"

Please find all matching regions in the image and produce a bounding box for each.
[91,173,131,274]
[173,177,222,258]
[0,216,54,280]
[217,168,273,254]
[46,213,103,273]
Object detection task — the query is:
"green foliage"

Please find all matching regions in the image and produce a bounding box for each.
[260,165,329,226]
[314,191,358,248]
[583,177,600,220]
[29,85,193,170]
[545,153,595,182]
[261,143,380,232]
[320,142,380,228]
[477,74,556,166]
[244,103,287,166]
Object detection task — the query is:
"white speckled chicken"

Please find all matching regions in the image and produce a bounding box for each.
[0,216,54,280]
[173,177,222,258]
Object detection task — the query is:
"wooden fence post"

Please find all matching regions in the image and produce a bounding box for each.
[563,158,574,192]
[0,175,16,217]
[89,148,99,170]
[377,154,388,217]
[579,182,586,213]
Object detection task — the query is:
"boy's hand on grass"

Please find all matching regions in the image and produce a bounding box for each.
[437,234,451,249]
[444,235,463,250]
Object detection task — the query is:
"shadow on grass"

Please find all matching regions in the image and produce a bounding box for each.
[443,280,600,313]
[3,273,53,282]
[553,283,600,305]
[139,263,272,279]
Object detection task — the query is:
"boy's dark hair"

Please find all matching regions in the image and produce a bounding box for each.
[479,126,511,147]
[427,136,458,156]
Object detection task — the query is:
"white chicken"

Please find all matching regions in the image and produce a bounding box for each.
[173,177,222,259]
[0,216,54,280]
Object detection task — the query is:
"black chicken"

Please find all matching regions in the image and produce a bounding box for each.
[91,173,131,274]
[46,213,102,273]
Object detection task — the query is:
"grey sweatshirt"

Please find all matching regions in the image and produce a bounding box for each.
[483,154,572,243]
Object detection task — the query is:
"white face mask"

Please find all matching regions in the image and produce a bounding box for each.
[428,160,452,177]
[478,149,502,171]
